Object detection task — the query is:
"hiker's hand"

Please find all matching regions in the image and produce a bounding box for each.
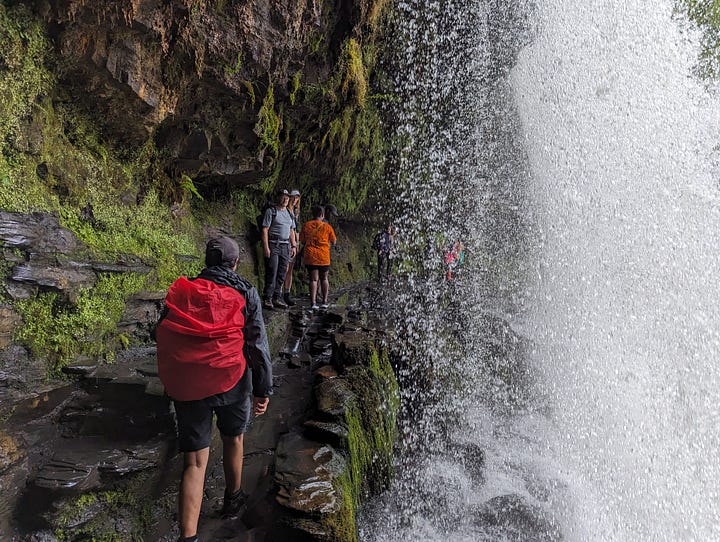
[253,396,269,416]
[264,246,271,258]
[291,246,297,257]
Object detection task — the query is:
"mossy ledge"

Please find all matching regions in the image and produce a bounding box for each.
[274,327,399,542]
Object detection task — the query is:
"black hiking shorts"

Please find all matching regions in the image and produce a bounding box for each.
[173,368,252,452]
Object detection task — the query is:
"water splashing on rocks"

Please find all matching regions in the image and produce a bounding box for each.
[363,0,720,541]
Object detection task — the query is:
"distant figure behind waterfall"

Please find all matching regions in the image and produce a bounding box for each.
[372,223,395,281]
[444,240,465,281]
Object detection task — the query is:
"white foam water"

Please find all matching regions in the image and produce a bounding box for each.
[513,1,720,540]
[362,1,720,541]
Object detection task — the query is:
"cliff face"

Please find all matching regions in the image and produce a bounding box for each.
[39,0,387,197]
[0,0,389,377]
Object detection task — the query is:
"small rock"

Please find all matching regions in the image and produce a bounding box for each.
[144,377,165,396]
[475,493,561,542]
[274,432,346,515]
[303,420,349,449]
[0,305,21,349]
[33,457,99,490]
[62,356,99,377]
[0,431,23,472]
[136,362,159,377]
[314,378,355,418]
[314,365,338,380]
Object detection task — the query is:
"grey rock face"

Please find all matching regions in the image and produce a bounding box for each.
[274,431,346,515]
[314,378,356,418]
[475,493,562,542]
[0,212,79,253]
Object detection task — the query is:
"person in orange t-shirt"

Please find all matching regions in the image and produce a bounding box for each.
[299,205,337,309]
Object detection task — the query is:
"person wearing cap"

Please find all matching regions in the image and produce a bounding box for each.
[261,189,297,309]
[281,189,302,306]
[156,237,273,542]
[299,205,337,309]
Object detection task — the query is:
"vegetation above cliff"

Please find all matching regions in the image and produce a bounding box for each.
[678,0,720,80]
[0,0,393,373]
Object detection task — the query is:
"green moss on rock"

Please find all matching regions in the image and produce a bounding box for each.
[53,482,153,541]
[318,336,399,542]
[14,273,147,374]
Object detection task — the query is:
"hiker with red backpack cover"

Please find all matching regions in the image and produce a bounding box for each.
[156,237,272,542]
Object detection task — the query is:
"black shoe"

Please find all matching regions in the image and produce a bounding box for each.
[221,488,248,518]
[283,293,296,307]
[273,297,288,309]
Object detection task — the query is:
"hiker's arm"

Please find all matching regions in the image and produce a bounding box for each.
[290,229,298,257]
[242,286,273,399]
[261,227,270,258]
[261,208,273,258]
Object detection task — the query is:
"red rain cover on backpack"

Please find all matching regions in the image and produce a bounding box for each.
[157,277,247,401]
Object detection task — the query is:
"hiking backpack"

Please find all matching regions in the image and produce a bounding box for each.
[250,202,276,243]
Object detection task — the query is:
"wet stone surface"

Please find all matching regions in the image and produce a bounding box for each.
[1,285,390,541]
[474,493,562,542]
[274,432,346,514]
[314,378,356,418]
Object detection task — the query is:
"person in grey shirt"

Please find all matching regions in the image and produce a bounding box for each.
[261,189,297,309]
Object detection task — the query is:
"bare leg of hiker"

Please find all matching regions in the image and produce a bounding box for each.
[221,434,244,495]
[220,434,247,517]
[320,269,329,305]
[179,448,209,539]
[309,269,319,306]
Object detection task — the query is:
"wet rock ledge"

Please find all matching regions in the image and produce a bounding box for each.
[0,288,399,542]
[273,321,400,542]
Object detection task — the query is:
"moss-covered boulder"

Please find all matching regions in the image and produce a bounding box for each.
[274,329,399,542]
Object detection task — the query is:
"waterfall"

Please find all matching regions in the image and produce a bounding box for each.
[513,0,720,540]
[363,0,720,541]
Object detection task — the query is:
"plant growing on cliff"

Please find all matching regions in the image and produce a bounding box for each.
[15,273,146,373]
[0,4,53,146]
[340,38,368,108]
[254,84,282,159]
[0,4,57,212]
[677,0,720,80]
[180,173,204,200]
[289,71,302,106]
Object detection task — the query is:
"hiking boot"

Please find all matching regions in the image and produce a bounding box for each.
[221,488,248,518]
[283,292,296,307]
[178,536,199,542]
[262,299,274,310]
[273,297,288,309]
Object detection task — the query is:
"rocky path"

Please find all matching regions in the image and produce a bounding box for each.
[1,283,385,541]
